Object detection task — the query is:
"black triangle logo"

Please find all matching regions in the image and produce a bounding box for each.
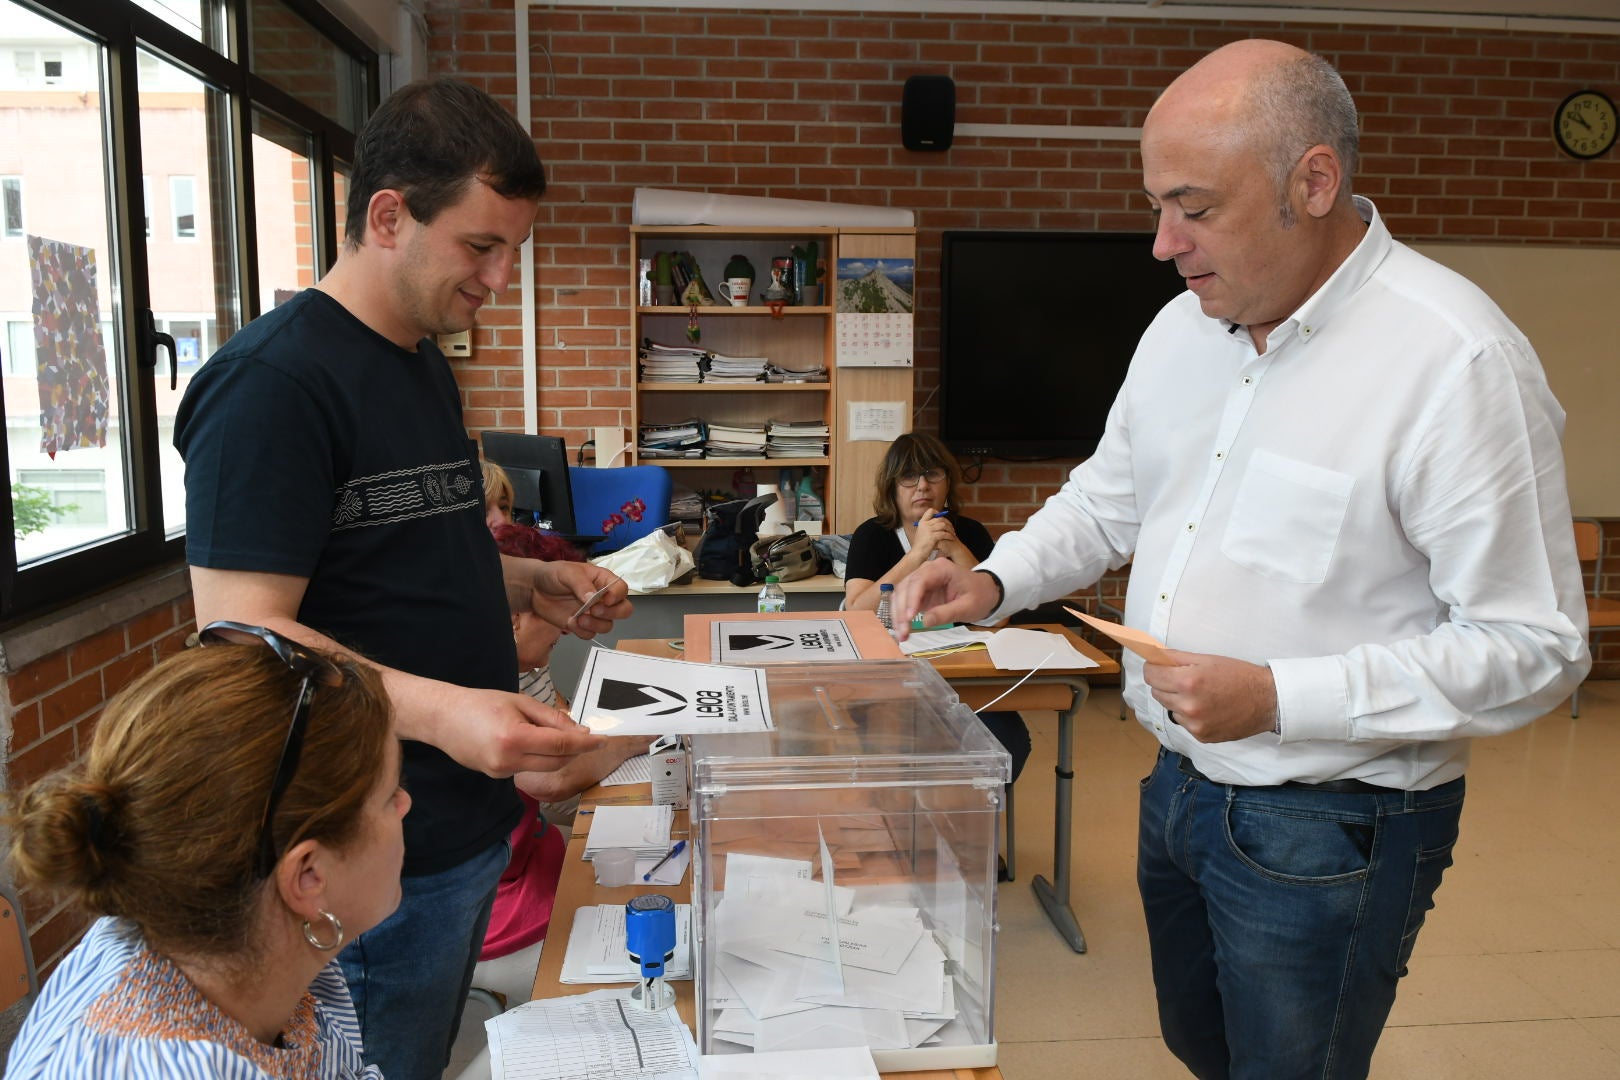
[728,634,797,651]
[599,678,687,717]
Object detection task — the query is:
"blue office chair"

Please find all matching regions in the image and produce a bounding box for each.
[568,466,674,554]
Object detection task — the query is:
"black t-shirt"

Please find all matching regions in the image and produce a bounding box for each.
[845,513,995,583]
[175,289,520,877]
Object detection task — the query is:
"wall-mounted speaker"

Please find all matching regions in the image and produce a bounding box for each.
[902,74,955,152]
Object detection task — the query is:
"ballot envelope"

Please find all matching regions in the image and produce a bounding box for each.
[689,659,1010,1071]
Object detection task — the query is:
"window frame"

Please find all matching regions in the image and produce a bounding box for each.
[1,0,376,624]
[168,173,197,240]
[1,175,22,238]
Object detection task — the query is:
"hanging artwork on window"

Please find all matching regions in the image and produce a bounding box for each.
[28,234,111,457]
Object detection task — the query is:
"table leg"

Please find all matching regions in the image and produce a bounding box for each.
[1032,680,1088,953]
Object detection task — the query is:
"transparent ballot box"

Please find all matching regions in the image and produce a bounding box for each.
[690,659,1010,1071]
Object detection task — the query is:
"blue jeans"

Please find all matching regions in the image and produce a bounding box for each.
[339,839,509,1080]
[1138,749,1464,1080]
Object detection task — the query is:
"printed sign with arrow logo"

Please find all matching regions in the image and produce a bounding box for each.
[574,650,774,736]
[709,619,865,663]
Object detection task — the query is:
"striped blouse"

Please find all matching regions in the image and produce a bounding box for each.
[8,917,381,1079]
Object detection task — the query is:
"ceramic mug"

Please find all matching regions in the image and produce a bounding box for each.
[718,277,752,306]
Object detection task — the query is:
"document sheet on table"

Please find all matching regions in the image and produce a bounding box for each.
[486,987,701,1080]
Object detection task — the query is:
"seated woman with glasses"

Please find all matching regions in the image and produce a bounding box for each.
[844,432,1031,788]
[4,622,408,1078]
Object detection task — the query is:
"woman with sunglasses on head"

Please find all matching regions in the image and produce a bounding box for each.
[844,433,1032,794]
[3,623,408,1078]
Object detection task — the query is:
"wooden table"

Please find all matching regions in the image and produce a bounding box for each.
[532,788,1003,1080]
[615,624,1118,954]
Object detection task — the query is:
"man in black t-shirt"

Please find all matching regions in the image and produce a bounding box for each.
[175,80,631,1080]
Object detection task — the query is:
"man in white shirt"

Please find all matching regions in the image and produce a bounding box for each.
[895,39,1589,1079]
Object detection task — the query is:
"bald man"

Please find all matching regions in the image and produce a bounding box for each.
[895,40,1588,1078]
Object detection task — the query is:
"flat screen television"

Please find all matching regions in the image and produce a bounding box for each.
[939,230,1187,460]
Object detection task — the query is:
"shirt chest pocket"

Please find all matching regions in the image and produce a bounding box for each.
[1219,449,1354,584]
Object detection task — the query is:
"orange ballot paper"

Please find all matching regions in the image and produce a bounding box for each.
[1064,606,1181,666]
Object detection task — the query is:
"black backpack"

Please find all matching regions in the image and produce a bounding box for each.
[694,492,777,585]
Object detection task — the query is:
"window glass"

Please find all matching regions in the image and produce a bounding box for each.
[170,175,196,239]
[1,3,134,564]
[132,1,227,56]
[332,159,349,250]
[250,0,366,131]
[2,176,21,237]
[2,0,367,619]
[251,109,314,311]
[138,48,240,541]
[3,318,33,377]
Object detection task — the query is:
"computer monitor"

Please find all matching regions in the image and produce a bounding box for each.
[479,431,603,546]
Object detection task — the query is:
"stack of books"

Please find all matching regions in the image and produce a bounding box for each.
[639,340,705,383]
[705,422,769,458]
[765,363,828,383]
[702,352,769,384]
[639,418,707,458]
[765,418,830,458]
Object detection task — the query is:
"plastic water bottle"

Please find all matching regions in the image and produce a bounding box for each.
[757,574,786,614]
[875,583,894,630]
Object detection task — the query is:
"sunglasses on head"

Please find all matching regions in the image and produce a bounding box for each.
[198,621,344,879]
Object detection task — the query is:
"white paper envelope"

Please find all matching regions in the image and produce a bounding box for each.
[715,950,820,1021]
[724,852,811,889]
[986,626,1098,670]
[770,907,923,974]
[755,1005,910,1054]
[699,1045,880,1079]
[799,934,946,1014]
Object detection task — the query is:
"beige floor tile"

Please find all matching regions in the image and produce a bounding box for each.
[1375,1019,1620,1080]
[1576,1014,1620,1054]
[1435,1018,1620,1079]
[996,1035,1187,1079]
[1387,953,1566,1026]
[1499,948,1620,1017]
[1368,1024,1491,1080]
[1409,877,1610,958]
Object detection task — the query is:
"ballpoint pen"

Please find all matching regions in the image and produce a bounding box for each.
[912,509,949,527]
[642,839,687,882]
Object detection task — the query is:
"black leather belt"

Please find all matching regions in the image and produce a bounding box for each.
[1175,753,1400,795]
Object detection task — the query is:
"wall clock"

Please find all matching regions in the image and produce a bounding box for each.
[1554,89,1617,160]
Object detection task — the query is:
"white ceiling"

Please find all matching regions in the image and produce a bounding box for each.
[1076,0,1619,24]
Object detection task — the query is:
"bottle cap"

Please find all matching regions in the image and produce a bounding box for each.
[765,575,780,583]
[879,583,894,592]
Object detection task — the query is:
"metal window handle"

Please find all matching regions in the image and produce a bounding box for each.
[139,309,178,390]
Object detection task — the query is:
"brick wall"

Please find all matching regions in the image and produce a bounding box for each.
[250,0,346,121]
[421,0,1620,668]
[1,599,196,976]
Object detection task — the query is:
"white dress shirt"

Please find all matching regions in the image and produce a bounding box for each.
[980,198,1590,789]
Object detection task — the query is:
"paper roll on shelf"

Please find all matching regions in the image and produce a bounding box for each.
[632,188,915,228]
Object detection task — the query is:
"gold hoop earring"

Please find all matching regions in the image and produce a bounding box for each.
[302,910,344,952]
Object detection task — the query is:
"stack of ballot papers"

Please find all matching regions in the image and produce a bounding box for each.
[703,849,966,1056]
[582,804,674,861]
[898,625,1098,671]
[486,987,701,1079]
[560,904,694,983]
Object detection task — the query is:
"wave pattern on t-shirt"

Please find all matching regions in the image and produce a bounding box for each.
[332,460,481,532]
